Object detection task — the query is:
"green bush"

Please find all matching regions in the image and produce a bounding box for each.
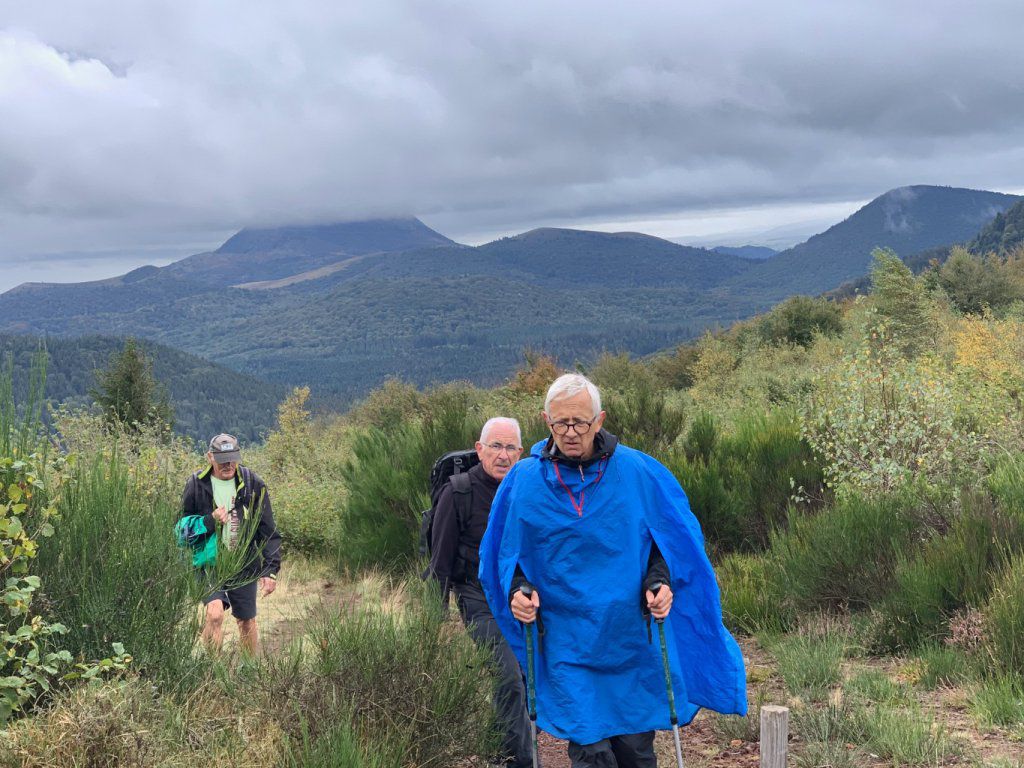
[601,374,686,456]
[983,551,1024,676]
[878,506,1017,651]
[32,451,200,684]
[668,409,824,552]
[717,553,792,635]
[802,329,981,498]
[756,295,843,348]
[0,353,71,722]
[338,389,478,572]
[772,492,918,612]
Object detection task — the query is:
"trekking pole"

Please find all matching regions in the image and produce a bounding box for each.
[648,581,685,768]
[519,584,540,768]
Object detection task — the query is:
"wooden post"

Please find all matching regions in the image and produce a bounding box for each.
[759,705,789,768]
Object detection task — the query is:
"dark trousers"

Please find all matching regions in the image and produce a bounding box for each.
[567,732,656,768]
[455,581,536,768]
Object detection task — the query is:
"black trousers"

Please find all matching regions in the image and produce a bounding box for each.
[567,732,657,768]
[455,581,536,768]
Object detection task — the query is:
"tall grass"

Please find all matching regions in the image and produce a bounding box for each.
[770,622,849,701]
[32,451,200,684]
[243,579,500,766]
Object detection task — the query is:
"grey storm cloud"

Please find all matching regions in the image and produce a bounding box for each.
[1,0,1023,283]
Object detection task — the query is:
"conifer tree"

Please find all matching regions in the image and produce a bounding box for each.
[90,338,174,430]
[869,247,935,358]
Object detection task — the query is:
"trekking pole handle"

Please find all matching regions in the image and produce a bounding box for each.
[648,580,666,624]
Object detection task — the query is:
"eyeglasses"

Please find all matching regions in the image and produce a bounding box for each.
[484,442,521,455]
[547,418,596,436]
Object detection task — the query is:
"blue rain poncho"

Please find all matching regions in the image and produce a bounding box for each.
[478,436,747,744]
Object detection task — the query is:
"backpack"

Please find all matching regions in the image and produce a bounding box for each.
[418,449,480,559]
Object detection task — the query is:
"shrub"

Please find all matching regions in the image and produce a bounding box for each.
[757,295,843,347]
[772,492,918,612]
[347,378,425,430]
[668,409,824,552]
[602,374,686,455]
[338,388,478,572]
[936,246,1024,316]
[803,329,982,498]
[649,342,700,389]
[32,451,200,684]
[717,553,792,635]
[507,350,562,395]
[878,505,1017,651]
[983,551,1024,676]
[244,580,499,766]
[683,410,717,462]
[870,247,936,358]
[0,353,70,722]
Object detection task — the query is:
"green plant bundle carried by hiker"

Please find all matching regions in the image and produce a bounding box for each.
[175,433,281,655]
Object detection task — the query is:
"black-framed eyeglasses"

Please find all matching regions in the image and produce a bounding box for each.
[547,418,596,436]
[484,442,521,455]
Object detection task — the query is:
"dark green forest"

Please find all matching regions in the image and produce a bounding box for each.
[0,335,285,443]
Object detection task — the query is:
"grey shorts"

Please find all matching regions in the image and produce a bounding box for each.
[202,578,258,621]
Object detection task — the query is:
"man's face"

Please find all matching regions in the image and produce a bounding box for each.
[475,424,523,481]
[207,452,238,481]
[543,390,606,460]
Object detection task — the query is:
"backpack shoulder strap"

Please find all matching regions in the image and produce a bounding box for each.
[449,472,473,533]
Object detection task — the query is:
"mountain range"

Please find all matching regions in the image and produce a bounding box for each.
[3,185,1019,406]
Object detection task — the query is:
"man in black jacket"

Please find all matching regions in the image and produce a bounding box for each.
[428,416,534,768]
[176,434,281,655]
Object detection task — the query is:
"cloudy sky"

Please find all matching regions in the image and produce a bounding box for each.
[1,0,1023,291]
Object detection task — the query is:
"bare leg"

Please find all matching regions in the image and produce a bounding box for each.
[202,600,226,652]
[237,617,259,656]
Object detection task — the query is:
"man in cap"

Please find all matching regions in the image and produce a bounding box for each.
[479,374,746,767]
[176,433,281,654]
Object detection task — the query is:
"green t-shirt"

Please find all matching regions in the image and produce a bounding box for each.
[211,476,239,549]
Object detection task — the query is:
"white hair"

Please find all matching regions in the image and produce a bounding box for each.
[544,373,602,417]
[480,416,522,446]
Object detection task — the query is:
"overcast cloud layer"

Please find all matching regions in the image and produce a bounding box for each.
[1,1,1023,290]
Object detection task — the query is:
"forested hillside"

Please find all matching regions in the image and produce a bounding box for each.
[0,335,285,442]
[720,185,1018,301]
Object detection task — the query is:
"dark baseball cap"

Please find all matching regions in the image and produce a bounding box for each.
[208,433,241,464]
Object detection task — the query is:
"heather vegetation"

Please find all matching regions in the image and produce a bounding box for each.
[4,243,1024,765]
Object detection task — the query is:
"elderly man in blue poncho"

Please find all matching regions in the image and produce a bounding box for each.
[479,373,747,767]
